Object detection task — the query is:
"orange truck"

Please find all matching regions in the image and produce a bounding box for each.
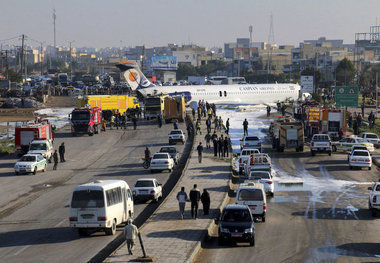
[163,96,186,123]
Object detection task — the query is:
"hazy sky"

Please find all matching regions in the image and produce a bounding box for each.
[1,0,379,49]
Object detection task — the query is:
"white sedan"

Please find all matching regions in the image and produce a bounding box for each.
[249,171,274,196]
[14,154,47,175]
[133,178,163,202]
[332,137,375,152]
[349,150,372,170]
[150,152,175,173]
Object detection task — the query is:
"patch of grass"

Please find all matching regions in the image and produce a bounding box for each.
[0,140,14,155]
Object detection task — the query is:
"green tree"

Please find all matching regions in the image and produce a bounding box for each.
[358,65,380,95]
[6,69,22,83]
[176,64,198,80]
[335,58,355,86]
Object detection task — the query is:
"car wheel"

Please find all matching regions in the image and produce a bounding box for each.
[369,166,372,170]
[349,166,353,170]
[372,209,377,217]
[328,151,331,156]
[105,219,116,235]
[311,151,315,156]
[249,237,255,247]
[150,170,154,173]
[262,216,266,222]
[332,145,337,152]
[42,164,46,172]
[15,171,19,175]
[218,237,224,246]
[33,167,37,175]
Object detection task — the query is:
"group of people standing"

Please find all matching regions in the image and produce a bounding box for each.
[176,184,210,220]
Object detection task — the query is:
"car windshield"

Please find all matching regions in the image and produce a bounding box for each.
[135,180,154,187]
[221,209,252,222]
[238,189,263,201]
[170,131,182,135]
[245,136,259,141]
[160,147,176,153]
[153,154,168,159]
[353,151,369,157]
[30,143,47,150]
[366,134,378,139]
[20,155,36,162]
[352,146,367,151]
[376,185,380,191]
[71,190,104,208]
[314,135,329,141]
[250,172,270,179]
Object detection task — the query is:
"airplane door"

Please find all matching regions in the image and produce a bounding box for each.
[219,91,222,97]
[224,91,227,97]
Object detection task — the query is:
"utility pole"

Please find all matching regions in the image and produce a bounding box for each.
[53,9,56,50]
[20,34,25,78]
[69,41,72,81]
[40,43,43,75]
[376,72,378,119]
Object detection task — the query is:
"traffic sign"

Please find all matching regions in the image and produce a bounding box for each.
[334,86,358,107]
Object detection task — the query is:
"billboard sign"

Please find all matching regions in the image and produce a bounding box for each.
[150,56,178,70]
[335,86,359,107]
[301,75,314,93]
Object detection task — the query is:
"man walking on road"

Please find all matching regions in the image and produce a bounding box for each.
[212,132,218,157]
[201,189,210,215]
[196,142,204,163]
[225,118,230,134]
[243,118,249,136]
[124,219,138,255]
[223,136,229,157]
[53,150,58,170]
[59,142,65,162]
[176,187,188,219]
[204,132,211,149]
[189,184,201,219]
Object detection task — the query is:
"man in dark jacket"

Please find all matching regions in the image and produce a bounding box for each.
[243,119,248,136]
[189,184,201,219]
[59,142,65,162]
[212,132,218,156]
[218,135,224,157]
[201,189,210,215]
[53,150,58,170]
[223,137,229,157]
[196,142,204,163]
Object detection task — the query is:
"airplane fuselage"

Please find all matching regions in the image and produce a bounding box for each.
[138,83,300,105]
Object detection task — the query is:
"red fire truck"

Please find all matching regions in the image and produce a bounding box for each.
[15,121,53,156]
[70,107,102,136]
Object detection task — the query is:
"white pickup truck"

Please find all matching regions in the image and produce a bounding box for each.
[368,181,380,217]
[237,148,261,175]
[244,153,272,176]
[310,134,332,156]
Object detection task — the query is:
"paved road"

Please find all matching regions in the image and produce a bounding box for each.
[0,120,187,263]
[196,145,380,262]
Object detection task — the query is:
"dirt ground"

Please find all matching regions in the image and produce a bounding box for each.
[0,96,77,123]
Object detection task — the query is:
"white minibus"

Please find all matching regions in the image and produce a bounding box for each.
[69,180,134,236]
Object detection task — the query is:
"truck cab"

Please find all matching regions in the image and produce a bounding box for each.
[27,139,54,162]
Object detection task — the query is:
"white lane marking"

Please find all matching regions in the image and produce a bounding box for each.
[14,245,31,256]
[55,218,67,227]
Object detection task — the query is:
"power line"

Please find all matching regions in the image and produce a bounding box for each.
[0,35,22,43]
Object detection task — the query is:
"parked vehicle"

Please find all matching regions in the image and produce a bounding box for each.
[70,107,102,136]
[216,204,255,246]
[347,145,371,161]
[78,95,139,116]
[237,148,260,175]
[133,178,162,202]
[15,121,53,156]
[270,117,304,152]
[244,153,272,176]
[27,139,54,163]
[69,180,134,236]
[145,94,167,120]
[163,96,186,123]
[332,137,374,152]
[310,134,332,156]
[168,129,186,145]
[249,171,274,196]
[349,149,372,170]
[235,180,267,222]
[359,132,380,148]
[368,181,380,217]
[240,136,262,151]
[150,152,175,173]
[14,154,47,175]
[159,146,179,164]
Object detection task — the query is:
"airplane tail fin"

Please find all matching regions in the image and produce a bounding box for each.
[115,61,155,90]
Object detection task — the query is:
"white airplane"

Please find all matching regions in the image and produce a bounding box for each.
[116,61,301,105]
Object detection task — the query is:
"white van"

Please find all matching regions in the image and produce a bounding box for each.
[27,139,54,162]
[69,180,134,236]
[235,181,267,222]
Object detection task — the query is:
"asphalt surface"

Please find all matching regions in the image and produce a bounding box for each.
[0,119,188,263]
[195,128,380,261]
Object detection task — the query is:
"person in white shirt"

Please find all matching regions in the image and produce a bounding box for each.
[176,187,188,219]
